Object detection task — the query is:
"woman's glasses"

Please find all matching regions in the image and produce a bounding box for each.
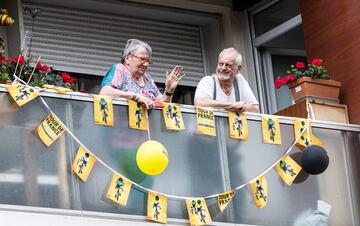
[131,54,153,65]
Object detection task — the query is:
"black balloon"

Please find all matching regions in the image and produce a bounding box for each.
[301,145,329,175]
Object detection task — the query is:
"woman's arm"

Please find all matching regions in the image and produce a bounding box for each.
[99,85,153,109]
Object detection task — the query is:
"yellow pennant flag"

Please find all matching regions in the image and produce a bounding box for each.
[228,112,248,140]
[93,95,114,126]
[217,190,236,212]
[186,198,212,226]
[196,107,216,136]
[147,192,167,224]
[106,174,132,206]
[251,176,268,208]
[72,146,97,182]
[276,155,302,186]
[7,82,39,106]
[162,103,185,130]
[37,113,65,147]
[294,118,325,149]
[128,100,148,130]
[261,116,282,144]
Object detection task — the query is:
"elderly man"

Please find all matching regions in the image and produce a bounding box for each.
[194,48,259,113]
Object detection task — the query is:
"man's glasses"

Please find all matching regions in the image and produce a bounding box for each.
[218,62,236,70]
[131,54,153,65]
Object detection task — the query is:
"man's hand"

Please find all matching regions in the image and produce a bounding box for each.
[227,102,247,112]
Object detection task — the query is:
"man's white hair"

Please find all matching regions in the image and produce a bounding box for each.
[219,48,242,65]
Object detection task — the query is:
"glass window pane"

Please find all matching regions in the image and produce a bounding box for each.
[272,55,307,110]
[253,0,301,37]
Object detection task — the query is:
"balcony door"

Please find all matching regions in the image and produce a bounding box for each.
[249,0,306,113]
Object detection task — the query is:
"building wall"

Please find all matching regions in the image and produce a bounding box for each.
[300,0,360,124]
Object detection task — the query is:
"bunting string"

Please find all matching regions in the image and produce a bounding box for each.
[6,54,309,200]
[38,93,307,200]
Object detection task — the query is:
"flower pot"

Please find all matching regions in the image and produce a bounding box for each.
[288,77,341,103]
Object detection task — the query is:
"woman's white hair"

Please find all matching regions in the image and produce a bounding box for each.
[121,39,152,63]
[219,48,242,65]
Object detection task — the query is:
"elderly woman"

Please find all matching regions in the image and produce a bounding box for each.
[99,39,184,109]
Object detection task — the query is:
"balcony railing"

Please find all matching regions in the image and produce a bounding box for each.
[0,86,359,226]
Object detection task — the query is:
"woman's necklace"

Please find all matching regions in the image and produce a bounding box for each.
[132,75,145,87]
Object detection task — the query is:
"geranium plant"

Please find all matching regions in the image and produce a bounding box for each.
[0,55,78,90]
[0,34,78,90]
[274,58,331,89]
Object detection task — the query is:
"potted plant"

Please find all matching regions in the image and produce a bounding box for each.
[1,35,78,89]
[0,54,78,90]
[274,58,341,102]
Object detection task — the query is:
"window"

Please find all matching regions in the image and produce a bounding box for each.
[21,0,222,101]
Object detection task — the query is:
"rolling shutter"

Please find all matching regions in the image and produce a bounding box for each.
[22,2,205,86]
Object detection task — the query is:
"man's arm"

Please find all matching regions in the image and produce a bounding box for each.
[195,97,259,113]
[194,97,232,109]
[228,102,259,113]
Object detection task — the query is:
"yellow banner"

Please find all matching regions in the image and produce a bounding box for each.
[72,146,97,182]
[128,100,148,130]
[93,95,114,126]
[251,176,268,208]
[162,103,185,130]
[276,155,302,186]
[294,118,324,148]
[196,107,216,136]
[186,198,212,226]
[7,83,39,107]
[261,116,282,144]
[217,190,236,212]
[147,192,167,224]
[37,113,65,147]
[228,112,248,140]
[106,173,132,206]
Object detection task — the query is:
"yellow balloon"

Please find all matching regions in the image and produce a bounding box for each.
[136,140,168,175]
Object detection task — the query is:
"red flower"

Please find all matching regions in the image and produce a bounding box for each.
[67,77,77,84]
[274,78,285,89]
[14,56,25,64]
[5,56,25,64]
[287,73,295,82]
[36,61,42,69]
[0,56,5,63]
[41,65,49,71]
[61,72,71,82]
[311,58,323,66]
[284,76,291,83]
[295,62,305,69]
[61,72,77,84]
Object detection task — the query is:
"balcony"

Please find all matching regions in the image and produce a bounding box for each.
[0,86,359,226]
